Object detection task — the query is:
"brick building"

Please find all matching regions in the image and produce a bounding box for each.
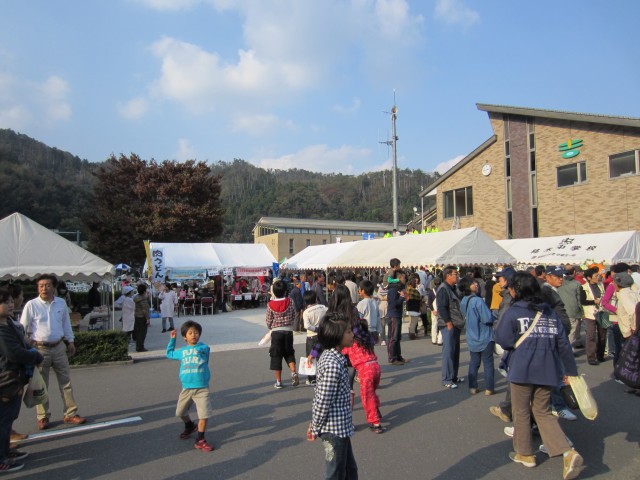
[419,104,640,239]
[253,216,394,262]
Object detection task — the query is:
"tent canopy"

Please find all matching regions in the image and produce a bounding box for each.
[496,231,640,266]
[281,242,360,270]
[282,227,516,270]
[149,242,276,269]
[0,212,115,281]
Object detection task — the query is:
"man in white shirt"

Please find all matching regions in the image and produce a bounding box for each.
[21,274,87,430]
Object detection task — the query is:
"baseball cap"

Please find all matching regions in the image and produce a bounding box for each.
[614,272,634,288]
[545,266,567,277]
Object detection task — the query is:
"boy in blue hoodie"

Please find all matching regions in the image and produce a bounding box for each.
[166,320,214,452]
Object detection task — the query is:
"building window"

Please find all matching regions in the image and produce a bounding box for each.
[306,239,311,247]
[609,150,639,178]
[443,186,473,219]
[507,211,513,239]
[289,238,294,255]
[530,151,536,172]
[530,173,537,207]
[557,161,587,187]
[532,207,539,238]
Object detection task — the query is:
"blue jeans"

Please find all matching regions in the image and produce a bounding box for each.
[611,323,623,366]
[468,341,495,390]
[0,394,22,462]
[319,433,358,480]
[440,326,461,384]
[161,317,174,330]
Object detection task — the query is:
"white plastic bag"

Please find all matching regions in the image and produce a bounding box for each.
[23,368,48,408]
[258,330,272,347]
[567,374,598,421]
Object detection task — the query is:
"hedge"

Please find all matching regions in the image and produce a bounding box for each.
[69,330,130,365]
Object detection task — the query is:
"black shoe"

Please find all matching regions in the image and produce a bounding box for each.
[168,327,175,331]
[136,348,148,352]
[588,360,599,366]
[162,329,167,333]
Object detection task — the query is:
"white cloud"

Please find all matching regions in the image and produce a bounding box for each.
[175,138,198,161]
[231,113,297,136]
[253,144,372,174]
[136,1,424,117]
[0,73,71,129]
[434,0,480,27]
[118,97,149,119]
[333,98,361,115]
[434,154,464,174]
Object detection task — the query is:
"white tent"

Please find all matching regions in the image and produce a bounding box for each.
[282,227,515,270]
[0,212,115,281]
[281,242,360,270]
[496,231,640,266]
[329,227,516,268]
[149,242,276,270]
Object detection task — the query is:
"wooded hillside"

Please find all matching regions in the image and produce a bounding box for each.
[0,129,439,249]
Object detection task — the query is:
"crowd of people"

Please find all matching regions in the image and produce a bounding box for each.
[0,260,638,477]
[262,260,639,479]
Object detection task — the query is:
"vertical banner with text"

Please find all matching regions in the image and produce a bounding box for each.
[151,248,166,283]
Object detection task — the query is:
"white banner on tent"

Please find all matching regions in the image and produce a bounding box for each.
[151,248,166,282]
[236,267,269,277]
[207,269,220,276]
[223,267,234,276]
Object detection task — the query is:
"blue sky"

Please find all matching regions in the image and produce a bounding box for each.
[1,0,638,175]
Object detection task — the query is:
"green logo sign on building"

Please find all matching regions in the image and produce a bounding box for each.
[559,139,583,159]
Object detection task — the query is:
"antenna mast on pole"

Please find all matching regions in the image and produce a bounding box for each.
[391,93,399,230]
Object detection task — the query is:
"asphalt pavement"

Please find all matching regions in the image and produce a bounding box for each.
[9,308,640,479]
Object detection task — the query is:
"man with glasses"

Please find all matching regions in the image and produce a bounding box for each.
[21,274,87,430]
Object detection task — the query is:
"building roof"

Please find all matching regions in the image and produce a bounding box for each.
[419,136,497,197]
[253,216,395,233]
[477,103,640,129]
[420,103,640,197]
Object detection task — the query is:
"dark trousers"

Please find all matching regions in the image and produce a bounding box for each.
[0,394,22,462]
[387,316,403,363]
[584,318,607,362]
[611,323,624,366]
[468,341,495,391]
[319,433,358,480]
[306,336,317,382]
[440,326,461,384]
[134,316,148,351]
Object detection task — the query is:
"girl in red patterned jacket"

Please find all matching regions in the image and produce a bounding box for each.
[341,317,384,433]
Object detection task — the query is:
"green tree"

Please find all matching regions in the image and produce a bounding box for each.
[85,154,224,264]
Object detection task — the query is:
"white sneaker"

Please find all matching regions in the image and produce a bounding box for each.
[504,426,514,437]
[381,340,386,346]
[539,436,574,456]
[555,409,578,421]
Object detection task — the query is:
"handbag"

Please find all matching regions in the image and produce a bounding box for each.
[595,311,612,329]
[0,368,26,400]
[23,367,48,408]
[567,374,598,420]
[614,331,640,389]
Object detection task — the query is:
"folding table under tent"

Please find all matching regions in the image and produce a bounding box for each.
[496,231,640,267]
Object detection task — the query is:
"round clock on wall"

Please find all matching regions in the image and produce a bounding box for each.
[482,163,492,176]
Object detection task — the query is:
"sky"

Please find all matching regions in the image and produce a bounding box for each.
[1,0,639,175]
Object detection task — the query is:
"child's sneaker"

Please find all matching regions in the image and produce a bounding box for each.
[180,422,197,439]
[292,373,299,387]
[274,381,284,389]
[369,423,384,434]
[305,378,316,385]
[194,439,214,452]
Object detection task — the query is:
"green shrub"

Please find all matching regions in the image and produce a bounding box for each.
[69,330,130,365]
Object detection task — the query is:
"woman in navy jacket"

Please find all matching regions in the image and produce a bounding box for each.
[495,272,584,479]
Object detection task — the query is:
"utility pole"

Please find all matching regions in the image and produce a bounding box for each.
[391,101,398,230]
[379,93,399,230]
